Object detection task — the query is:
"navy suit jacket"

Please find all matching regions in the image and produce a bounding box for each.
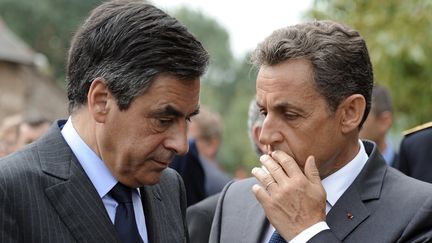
[395,127,432,183]
[170,140,206,206]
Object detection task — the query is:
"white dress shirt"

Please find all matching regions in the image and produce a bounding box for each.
[265,140,368,243]
[61,118,148,243]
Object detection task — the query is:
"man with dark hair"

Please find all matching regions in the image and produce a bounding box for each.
[210,20,432,243]
[360,84,397,166]
[0,1,209,242]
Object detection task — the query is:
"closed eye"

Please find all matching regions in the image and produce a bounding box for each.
[158,118,174,126]
[284,112,300,120]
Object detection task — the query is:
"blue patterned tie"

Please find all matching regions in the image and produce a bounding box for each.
[109,183,143,243]
[269,231,287,243]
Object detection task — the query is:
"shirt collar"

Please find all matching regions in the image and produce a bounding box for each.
[321,140,369,207]
[61,117,117,198]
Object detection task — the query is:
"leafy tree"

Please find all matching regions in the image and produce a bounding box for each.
[307,0,432,128]
[0,0,102,81]
[172,7,258,174]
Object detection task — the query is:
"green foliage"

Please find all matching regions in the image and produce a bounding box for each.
[173,6,234,86]
[171,7,259,174]
[307,0,432,128]
[0,0,101,81]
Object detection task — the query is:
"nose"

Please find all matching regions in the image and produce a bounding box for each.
[259,114,283,147]
[165,121,189,156]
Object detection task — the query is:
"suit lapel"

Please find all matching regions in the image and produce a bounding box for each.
[140,184,162,243]
[39,121,119,242]
[326,141,387,241]
[326,186,369,240]
[242,194,268,243]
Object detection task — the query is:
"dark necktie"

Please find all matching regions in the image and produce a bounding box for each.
[268,231,287,243]
[109,183,143,243]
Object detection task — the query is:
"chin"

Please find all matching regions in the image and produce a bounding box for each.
[135,172,164,186]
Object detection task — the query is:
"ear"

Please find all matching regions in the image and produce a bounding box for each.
[87,78,111,123]
[339,94,366,134]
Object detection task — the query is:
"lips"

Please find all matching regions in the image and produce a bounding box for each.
[151,157,173,169]
[150,152,175,168]
[153,159,169,166]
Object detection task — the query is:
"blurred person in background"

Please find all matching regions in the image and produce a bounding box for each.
[188,106,231,196]
[0,1,209,242]
[395,121,432,183]
[359,84,397,166]
[0,114,22,157]
[187,99,267,243]
[170,106,231,206]
[14,116,51,150]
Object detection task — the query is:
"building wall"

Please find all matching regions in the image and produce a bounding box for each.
[0,61,68,124]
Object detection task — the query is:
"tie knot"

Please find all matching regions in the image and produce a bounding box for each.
[109,183,133,203]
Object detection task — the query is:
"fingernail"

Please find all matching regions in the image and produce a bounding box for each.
[260,154,270,162]
[251,167,259,175]
[308,155,315,163]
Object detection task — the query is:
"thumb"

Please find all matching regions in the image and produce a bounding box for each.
[304,155,321,184]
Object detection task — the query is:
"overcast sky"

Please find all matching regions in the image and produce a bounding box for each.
[155,0,313,57]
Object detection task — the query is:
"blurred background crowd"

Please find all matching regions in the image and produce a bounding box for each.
[1,0,431,200]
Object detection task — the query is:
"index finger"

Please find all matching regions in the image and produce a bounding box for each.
[271,150,303,178]
[260,154,289,183]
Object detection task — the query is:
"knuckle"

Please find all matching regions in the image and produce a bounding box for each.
[269,164,283,174]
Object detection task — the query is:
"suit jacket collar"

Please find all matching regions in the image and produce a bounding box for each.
[326,140,387,241]
[140,184,162,243]
[239,178,269,243]
[243,200,268,243]
[38,120,120,242]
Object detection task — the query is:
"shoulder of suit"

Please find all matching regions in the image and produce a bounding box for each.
[402,121,432,136]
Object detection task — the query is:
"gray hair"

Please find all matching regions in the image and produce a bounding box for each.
[67,0,209,113]
[247,99,265,156]
[251,20,373,127]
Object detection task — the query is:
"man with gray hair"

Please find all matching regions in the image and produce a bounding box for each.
[210,20,432,243]
[248,98,267,157]
[188,98,268,243]
[0,1,209,242]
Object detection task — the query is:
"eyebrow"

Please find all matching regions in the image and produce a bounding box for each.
[275,102,305,113]
[150,105,200,118]
[256,100,263,109]
[257,100,305,113]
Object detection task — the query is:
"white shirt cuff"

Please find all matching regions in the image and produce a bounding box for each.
[289,221,330,243]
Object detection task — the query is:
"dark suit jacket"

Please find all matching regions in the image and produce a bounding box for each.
[395,127,432,183]
[186,193,220,243]
[209,141,432,243]
[0,120,189,243]
[170,140,206,206]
